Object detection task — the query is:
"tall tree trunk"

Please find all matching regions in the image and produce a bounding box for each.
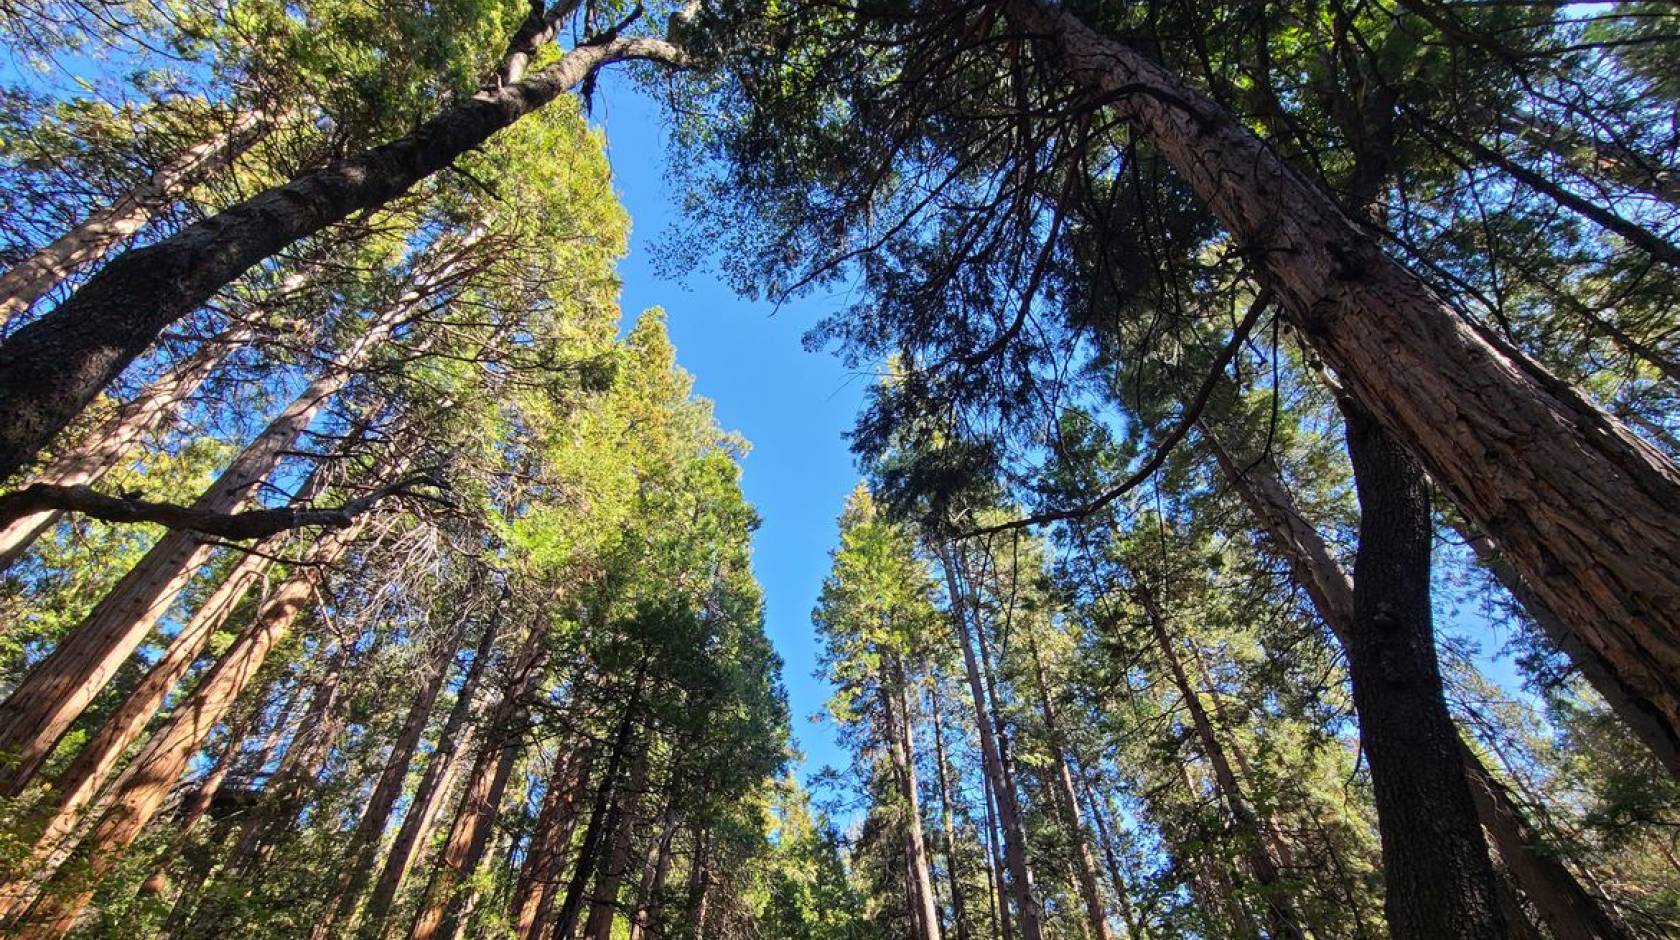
[881,654,944,940]
[930,682,973,940]
[0,31,686,482]
[627,795,678,940]
[355,600,506,940]
[582,739,652,940]
[407,618,548,940]
[936,541,1043,940]
[17,508,371,938]
[1080,773,1147,939]
[999,0,1680,759]
[1021,628,1112,940]
[553,662,647,940]
[0,323,254,572]
[1132,584,1305,940]
[313,604,478,940]
[0,301,401,794]
[0,109,271,326]
[1337,403,1506,939]
[1206,426,1634,940]
[510,747,592,940]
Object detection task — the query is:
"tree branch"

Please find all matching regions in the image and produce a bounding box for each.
[962,288,1273,538]
[0,475,448,540]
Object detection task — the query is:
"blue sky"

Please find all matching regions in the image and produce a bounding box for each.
[596,74,862,777]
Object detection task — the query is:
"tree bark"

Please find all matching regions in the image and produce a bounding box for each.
[627,794,678,940]
[355,600,506,940]
[936,541,1043,940]
[0,109,271,326]
[1001,0,1680,761]
[407,617,547,940]
[17,510,370,938]
[0,323,252,572]
[582,738,651,940]
[552,662,647,940]
[929,682,973,940]
[1207,425,1636,940]
[0,33,686,483]
[0,301,401,794]
[1338,403,1506,939]
[510,748,592,940]
[1021,627,1111,940]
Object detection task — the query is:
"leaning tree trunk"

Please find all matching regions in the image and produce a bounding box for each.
[1132,584,1306,940]
[0,30,685,483]
[1337,404,1507,939]
[1000,0,1680,764]
[355,600,506,940]
[18,509,373,938]
[881,654,944,940]
[936,541,1043,940]
[312,603,477,940]
[1021,628,1112,940]
[1206,425,1635,940]
[407,619,548,940]
[0,322,254,572]
[0,109,271,326]
[0,301,403,795]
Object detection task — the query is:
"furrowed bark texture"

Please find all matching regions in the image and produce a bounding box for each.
[1002,0,1680,759]
[1209,428,1627,940]
[0,35,683,482]
[20,514,368,938]
[0,109,270,325]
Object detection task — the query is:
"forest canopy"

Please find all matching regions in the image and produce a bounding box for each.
[0,0,1676,938]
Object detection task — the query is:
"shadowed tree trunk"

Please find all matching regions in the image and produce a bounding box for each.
[312,602,479,940]
[510,747,592,940]
[1132,583,1306,940]
[1206,425,1634,940]
[582,738,652,940]
[0,109,271,325]
[881,653,944,940]
[930,682,973,940]
[997,0,1680,763]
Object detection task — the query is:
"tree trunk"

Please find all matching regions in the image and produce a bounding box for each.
[511,748,592,940]
[1021,628,1111,940]
[355,600,506,940]
[930,682,973,940]
[0,109,272,326]
[407,617,547,940]
[627,795,678,940]
[1001,0,1680,761]
[0,33,684,483]
[1080,773,1147,939]
[936,541,1043,940]
[313,605,477,940]
[17,510,370,938]
[582,738,651,940]
[1207,425,1634,940]
[881,654,944,940]
[1133,584,1305,940]
[0,301,401,794]
[1337,403,1507,939]
[0,323,253,572]
[553,663,647,940]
